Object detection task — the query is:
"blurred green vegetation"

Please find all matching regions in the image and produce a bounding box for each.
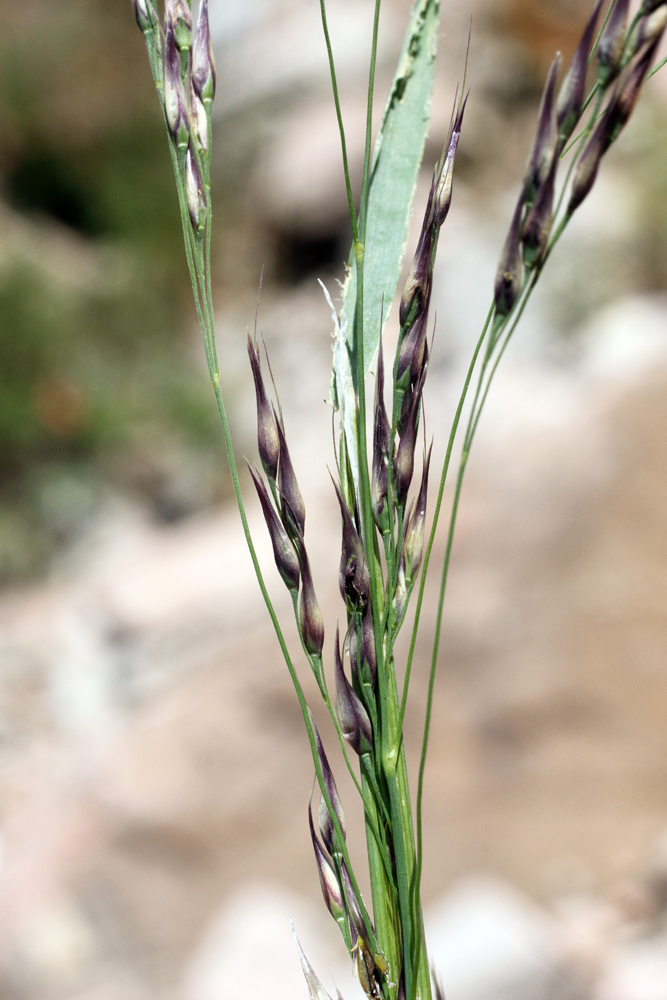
[0,0,223,582]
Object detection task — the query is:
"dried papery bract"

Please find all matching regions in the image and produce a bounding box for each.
[192,0,216,104]
[292,922,337,1000]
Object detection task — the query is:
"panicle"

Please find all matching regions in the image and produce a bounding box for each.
[192,0,217,103]
[332,480,370,613]
[556,0,604,149]
[402,443,431,585]
[371,338,391,533]
[166,0,193,51]
[185,143,206,230]
[247,464,300,592]
[309,710,346,854]
[334,626,372,757]
[276,418,306,539]
[494,196,525,318]
[597,0,630,85]
[299,547,325,659]
[308,800,345,922]
[247,335,279,481]
[164,21,189,146]
[524,53,561,199]
[521,161,556,268]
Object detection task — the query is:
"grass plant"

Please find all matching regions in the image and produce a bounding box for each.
[133,1,666,997]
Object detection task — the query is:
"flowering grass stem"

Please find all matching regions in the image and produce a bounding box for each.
[133,1,666,997]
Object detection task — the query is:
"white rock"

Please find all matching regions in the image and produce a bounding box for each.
[180,884,364,1000]
[425,876,570,1000]
[595,940,667,1000]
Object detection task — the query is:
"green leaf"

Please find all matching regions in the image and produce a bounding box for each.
[340,0,441,381]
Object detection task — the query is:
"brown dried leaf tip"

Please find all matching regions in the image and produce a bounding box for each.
[292,921,337,1000]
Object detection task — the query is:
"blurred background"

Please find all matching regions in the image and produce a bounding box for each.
[2,0,667,998]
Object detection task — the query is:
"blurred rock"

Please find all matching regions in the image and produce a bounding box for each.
[180,884,363,1000]
[595,940,667,1000]
[425,877,581,1000]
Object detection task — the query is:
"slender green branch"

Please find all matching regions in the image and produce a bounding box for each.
[319,0,360,242]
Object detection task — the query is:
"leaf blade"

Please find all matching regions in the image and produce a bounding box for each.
[341,0,441,381]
